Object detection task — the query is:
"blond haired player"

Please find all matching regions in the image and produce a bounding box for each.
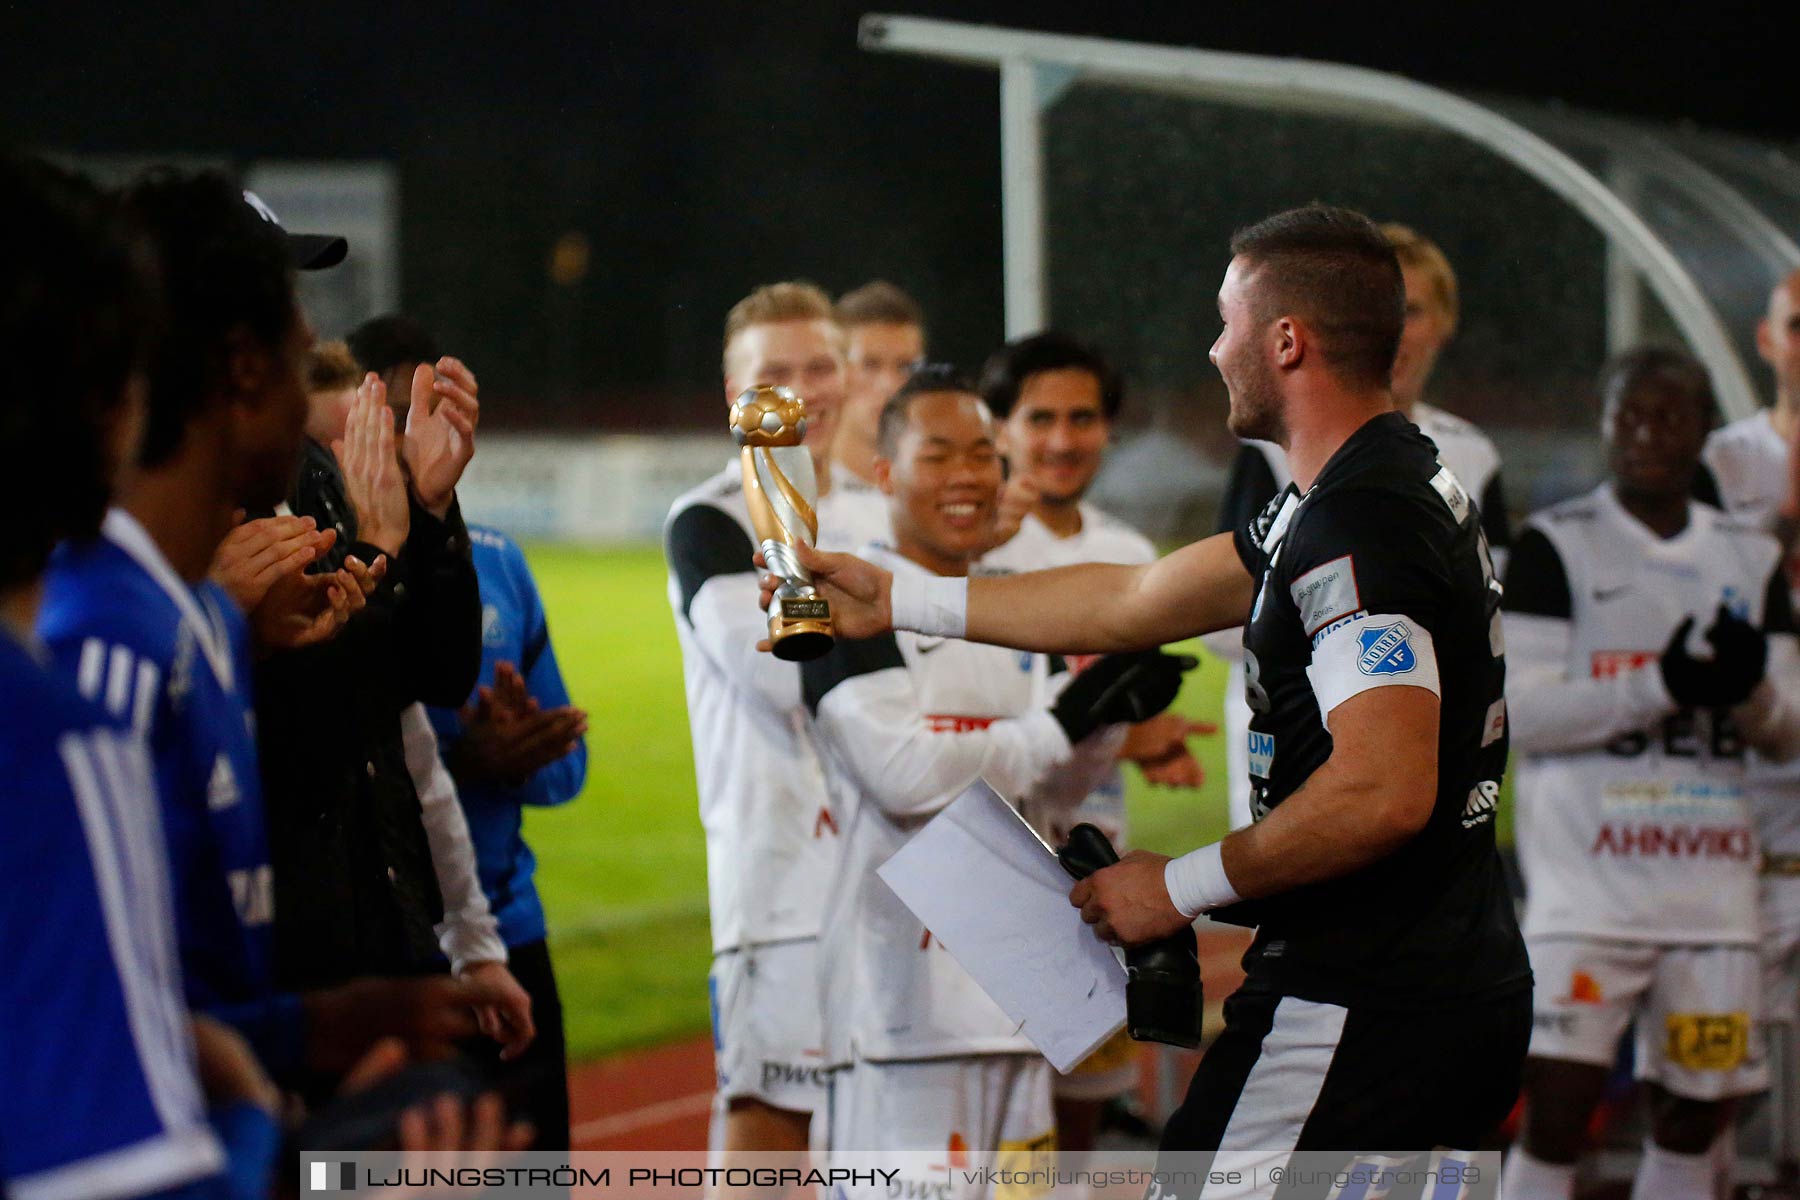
[801,369,1189,1193]
[663,281,879,1161]
[1213,222,1510,831]
[834,280,925,489]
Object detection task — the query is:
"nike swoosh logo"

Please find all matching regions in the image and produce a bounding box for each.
[1594,585,1633,602]
[915,639,947,654]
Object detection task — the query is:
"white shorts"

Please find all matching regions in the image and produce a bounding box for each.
[1052,1028,1138,1102]
[1761,876,1800,1025]
[708,940,828,1113]
[825,1055,1054,1200]
[1527,936,1767,1101]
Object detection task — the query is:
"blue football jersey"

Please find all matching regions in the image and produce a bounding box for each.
[0,629,223,1200]
[38,512,275,1024]
[426,524,586,947]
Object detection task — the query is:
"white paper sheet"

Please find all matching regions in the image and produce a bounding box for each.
[877,781,1127,1072]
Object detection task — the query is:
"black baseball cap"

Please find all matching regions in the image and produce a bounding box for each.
[242,190,347,271]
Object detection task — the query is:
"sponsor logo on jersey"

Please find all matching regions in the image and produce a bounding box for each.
[1429,466,1470,525]
[1665,1012,1749,1071]
[1481,698,1507,748]
[814,805,838,838]
[1563,971,1604,1005]
[995,1131,1058,1198]
[1247,731,1275,779]
[1290,555,1360,636]
[1355,622,1417,676]
[925,714,996,733]
[759,1058,830,1093]
[481,603,505,647]
[1591,649,1656,679]
[1590,823,1754,860]
[1462,780,1500,828]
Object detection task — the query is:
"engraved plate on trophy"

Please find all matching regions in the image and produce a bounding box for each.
[731,385,835,661]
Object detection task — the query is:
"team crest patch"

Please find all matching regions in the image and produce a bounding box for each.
[1356,622,1417,676]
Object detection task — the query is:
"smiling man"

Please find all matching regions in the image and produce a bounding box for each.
[798,366,1188,1185]
[769,205,1531,1181]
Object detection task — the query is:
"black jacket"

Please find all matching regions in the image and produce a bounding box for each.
[256,438,483,989]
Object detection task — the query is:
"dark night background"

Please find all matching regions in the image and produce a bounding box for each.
[4,0,1796,434]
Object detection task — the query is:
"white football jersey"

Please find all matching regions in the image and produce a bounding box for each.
[804,546,1117,1065]
[983,502,1157,842]
[1703,411,1800,852]
[1505,485,1790,944]
[663,461,875,952]
[825,470,893,552]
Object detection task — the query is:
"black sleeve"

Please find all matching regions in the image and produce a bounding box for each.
[1280,488,1451,633]
[665,505,756,621]
[1500,527,1572,618]
[800,634,906,713]
[1766,564,1797,636]
[387,494,483,707]
[1692,463,1724,508]
[1479,472,1512,550]
[1216,444,1281,536]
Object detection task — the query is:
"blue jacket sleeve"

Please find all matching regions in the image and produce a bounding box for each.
[513,543,587,808]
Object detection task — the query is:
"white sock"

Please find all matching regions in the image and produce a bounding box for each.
[1631,1139,1714,1199]
[1502,1147,1576,1199]
[1710,1124,1736,1199]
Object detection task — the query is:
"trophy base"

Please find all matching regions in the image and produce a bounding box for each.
[769,618,834,662]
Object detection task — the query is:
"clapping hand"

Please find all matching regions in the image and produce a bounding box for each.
[452,661,587,787]
[334,373,410,557]
[403,357,479,520]
[211,513,334,612]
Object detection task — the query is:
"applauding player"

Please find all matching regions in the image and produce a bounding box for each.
[1502,349,1800,1199]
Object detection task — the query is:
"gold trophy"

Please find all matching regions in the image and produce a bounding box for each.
[732,385,834,661]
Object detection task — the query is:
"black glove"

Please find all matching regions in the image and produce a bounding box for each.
[1049,650,1197,744]
[1058,824,1203,1048]
[1659,605,1768,709]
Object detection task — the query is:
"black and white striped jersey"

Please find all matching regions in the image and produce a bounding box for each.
[1222,412,1528,1009]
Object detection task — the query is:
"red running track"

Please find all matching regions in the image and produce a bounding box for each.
[569,926,1253,1150]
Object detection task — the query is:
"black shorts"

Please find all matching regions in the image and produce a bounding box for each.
[1154,983,1529,1198]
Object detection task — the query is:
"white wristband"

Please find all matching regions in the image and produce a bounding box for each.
[1164,842,1240,919]
[889,571,968,638]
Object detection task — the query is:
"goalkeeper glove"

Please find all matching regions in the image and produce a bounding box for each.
[1050,650,1197,744]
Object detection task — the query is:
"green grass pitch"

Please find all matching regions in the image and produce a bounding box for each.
[521,542,1511,1062]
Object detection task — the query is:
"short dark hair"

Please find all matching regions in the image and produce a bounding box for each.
[1,156,161,586]
[1601,346,1717,428]
[978,330,1122,420]
[123,169,298,468]
[876,362,979,457]
[836,280,923,331]
[1228,203,1404,388]
[347,313,441,378]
